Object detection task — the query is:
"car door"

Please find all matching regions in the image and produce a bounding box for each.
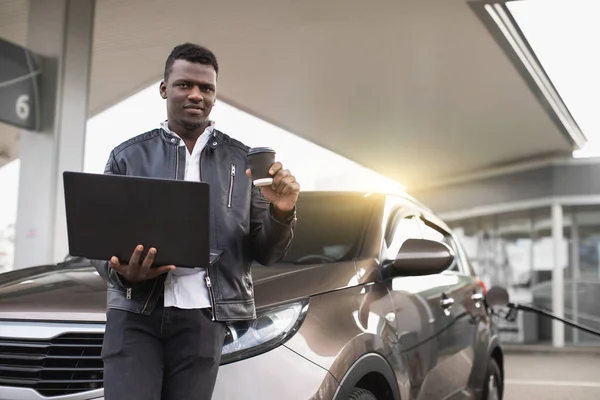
[381,207,443,399]
[414,217,482,400]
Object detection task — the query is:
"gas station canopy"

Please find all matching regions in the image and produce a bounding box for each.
[0,0,585,189]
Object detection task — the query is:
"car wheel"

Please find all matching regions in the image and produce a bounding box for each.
[348,388,378,400]
[482,358,503,400]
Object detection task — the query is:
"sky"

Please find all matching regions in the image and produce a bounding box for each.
[83,83,406,192]
[0,0,598,265]
[0,160,18,229]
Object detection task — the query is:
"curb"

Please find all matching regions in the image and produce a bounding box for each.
[503,344,600,356]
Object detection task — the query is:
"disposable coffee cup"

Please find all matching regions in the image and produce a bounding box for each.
[247,147,276,187]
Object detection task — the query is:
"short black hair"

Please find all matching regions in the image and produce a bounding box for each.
[164,43,219,81]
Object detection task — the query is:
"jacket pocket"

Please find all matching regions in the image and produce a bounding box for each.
[227,163,236,208]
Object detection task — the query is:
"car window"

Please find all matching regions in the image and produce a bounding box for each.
[384,207,404,246]
[420,219,461,272]
[279,194,374,264]
[384,208,398,246]
[385,215,422,261]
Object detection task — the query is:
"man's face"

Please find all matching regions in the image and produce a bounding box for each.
[160,59,217,132]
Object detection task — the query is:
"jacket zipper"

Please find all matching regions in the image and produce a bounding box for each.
[141,279,159,314]
[201,140,216,321]
[175,145,180,179]
[227,163,236,208]
[205,274,216,321]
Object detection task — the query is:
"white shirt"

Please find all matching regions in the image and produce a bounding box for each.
[160,120,214,309]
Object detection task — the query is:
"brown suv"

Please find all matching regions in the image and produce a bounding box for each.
[0,191,503,400]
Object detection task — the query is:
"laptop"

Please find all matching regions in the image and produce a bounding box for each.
[63,171,211,269]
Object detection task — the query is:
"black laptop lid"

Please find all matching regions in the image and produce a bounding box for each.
[63,171,210,268]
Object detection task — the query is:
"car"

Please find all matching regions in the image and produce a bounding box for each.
[0,191,504,400]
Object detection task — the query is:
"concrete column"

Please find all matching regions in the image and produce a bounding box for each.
[551,202,565,347]
[570,210,580,344]
[14,0,95,269]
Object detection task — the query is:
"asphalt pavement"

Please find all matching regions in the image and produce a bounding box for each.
[504,352,600,400]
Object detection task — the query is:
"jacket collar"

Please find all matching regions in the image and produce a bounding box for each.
[159,120,216,146]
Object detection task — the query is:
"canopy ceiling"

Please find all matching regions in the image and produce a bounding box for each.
[0,0,584,189]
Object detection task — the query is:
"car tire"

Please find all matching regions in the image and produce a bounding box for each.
[482,358,503,400]
[348,388,378,400]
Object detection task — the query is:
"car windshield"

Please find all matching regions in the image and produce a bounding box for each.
[280,194,374,264]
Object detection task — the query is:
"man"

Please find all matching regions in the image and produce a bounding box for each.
[92,43,299,400]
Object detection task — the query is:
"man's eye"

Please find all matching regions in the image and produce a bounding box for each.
[178,83,189,88]
[203,87,214,93]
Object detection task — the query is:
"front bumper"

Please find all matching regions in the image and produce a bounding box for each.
[0,387,103,400]
[214,345,338,400]
[0,346,336,400]
[0,320,338,400]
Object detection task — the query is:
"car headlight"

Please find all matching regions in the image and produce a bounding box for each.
[220,299,309,365]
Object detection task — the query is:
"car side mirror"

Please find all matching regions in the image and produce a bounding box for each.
[392,239,455,276]
[486,286,510,308]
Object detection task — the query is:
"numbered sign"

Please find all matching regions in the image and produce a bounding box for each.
[0,38,41,131]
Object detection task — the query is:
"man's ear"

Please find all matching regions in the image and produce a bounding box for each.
[159,81,167,99]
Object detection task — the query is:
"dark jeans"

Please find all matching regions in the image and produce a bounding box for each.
[101,299,227,400]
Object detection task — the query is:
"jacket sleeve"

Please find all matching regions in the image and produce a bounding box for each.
[89,151,131,289]
[250,187,296,266]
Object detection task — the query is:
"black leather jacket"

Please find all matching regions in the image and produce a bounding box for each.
[91,127,296,321]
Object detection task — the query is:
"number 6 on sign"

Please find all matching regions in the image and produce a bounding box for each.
[1,38,40,130]
[16,94,30,120]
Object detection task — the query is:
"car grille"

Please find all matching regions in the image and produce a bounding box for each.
[0,333,104,396]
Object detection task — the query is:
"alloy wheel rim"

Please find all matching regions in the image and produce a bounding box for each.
[488,374,499,400]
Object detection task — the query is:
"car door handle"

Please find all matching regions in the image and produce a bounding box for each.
[471,293,484,302]
[471,292,484,309]
[440,297,455,308]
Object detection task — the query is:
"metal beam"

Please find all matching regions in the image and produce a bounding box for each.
[469,0,586,149]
